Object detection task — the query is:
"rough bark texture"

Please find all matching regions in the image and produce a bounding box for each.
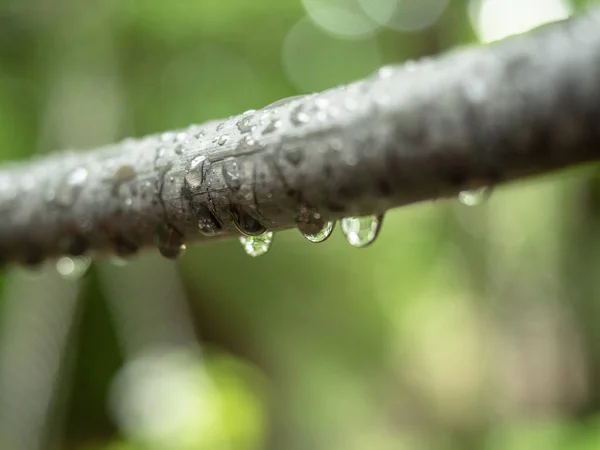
[1,9,600,265]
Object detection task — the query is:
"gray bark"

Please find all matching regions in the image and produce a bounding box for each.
[1,9,600,265]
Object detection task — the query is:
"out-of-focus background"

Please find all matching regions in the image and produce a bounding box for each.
[0,0,599,449]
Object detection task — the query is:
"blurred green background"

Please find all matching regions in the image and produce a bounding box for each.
[1,0,600,449]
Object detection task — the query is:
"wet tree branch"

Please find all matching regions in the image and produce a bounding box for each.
[1,8,600,265]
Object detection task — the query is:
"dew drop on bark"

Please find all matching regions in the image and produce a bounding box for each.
[237,113,255,133]
[195,204,222,237]
[114,164,136,183]
[185,156,206,189]
[240,232,273,257]
[156,224,186,260]
[67,167,89,187]
[222,159,241,190]
[340,214,383,248]
[290,104,310,125]
[262,119,281,134]
[56,166,88,206]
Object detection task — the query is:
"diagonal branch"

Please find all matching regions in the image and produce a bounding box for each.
[2,8,600,265]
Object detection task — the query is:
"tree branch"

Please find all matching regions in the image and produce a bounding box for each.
[2,9,600,265]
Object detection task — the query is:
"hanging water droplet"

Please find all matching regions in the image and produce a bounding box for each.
[240,232,273,257]
[185,156,206,189]
[56,256,91,280]
[300,220,335,243]
[114,164,135,183]
[222,160,241,190]
[458,187,489,206]
[230,206,266,236]
[218,135,229,146]
[290,104,310,125]
[156,225,186,260]
[296,206,334,243]
[340,215,383,248]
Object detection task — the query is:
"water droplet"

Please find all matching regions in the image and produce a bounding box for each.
[262,119,281,134]
[156,225,186,260]
[185,156,206,189]
[56,256,91,280]
[458,187,489,206]
[55,167,88,206]
[300,220,335,243]
[296,206,334,243]
[290,104,309,125]
[236,115,255,133]
[114,164,135,183]
[240,232,273,257]
[340,215,383,248]
[230,206,266,236]
[194,204,222,237]
[238,134,257,150]
[222,160,241,190]
[123,197,133,207]
[174,144,184,155]
[67,167,89,186]
[216,122,225,132]
[218,135,229,146]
